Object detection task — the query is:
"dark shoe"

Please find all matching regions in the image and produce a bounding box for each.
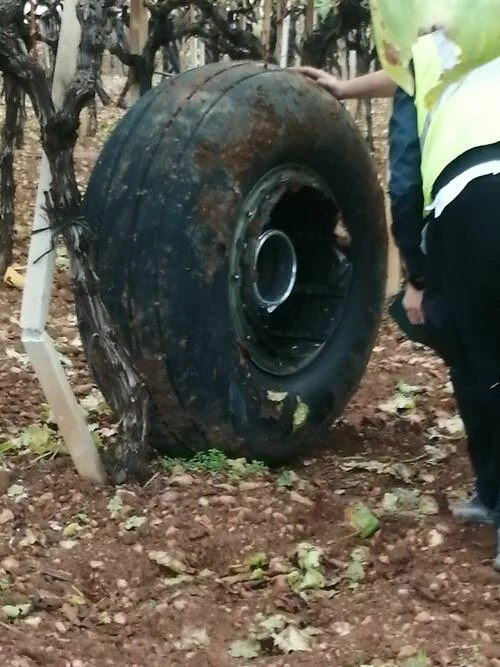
[452,492,495,525]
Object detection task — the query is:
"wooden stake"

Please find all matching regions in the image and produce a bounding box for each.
[261,0,272,64]
[305,0,315,36]
[129,0,149,103]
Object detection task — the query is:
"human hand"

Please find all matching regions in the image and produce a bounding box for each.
[291,66,346,99]
[403,284,424,325]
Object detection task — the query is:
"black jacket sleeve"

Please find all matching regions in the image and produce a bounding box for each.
[388,87,426,286]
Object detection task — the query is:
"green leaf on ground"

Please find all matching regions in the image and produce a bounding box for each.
[244,552,267,570]
[267,391,288,403]
[2,603,31,620]
[7,483,26,502]
[273,625,312,653]
[228,638,261,659]
[287,543,326,593]
[124,515,147,531]
[107,491,123,517]
[397,381,421,395]
[293,398,309,431]
[62,522,81,538]
[277,470,293,488]
[346,502,380,538]
[379,393,416,414]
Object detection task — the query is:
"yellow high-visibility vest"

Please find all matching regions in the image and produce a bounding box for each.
[412,33,500,208]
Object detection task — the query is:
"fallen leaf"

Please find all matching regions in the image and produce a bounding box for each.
[346,502,379,538]
[419,495,439,515]
[438,414,465,440]
[276,470,293,488]
[22,424,64,457]
[228,638,261,659]
[293,398,309,431]
[379,393,415,414]
[7,483,26,502]
[296,543,322,570]
[107,492,123,517]
[397,381,421,395]
[65,593,86,607]
[267,391,288,403]
[244,552,267,570]
[299,568,325,591]
[148,550,187,574]
[382,488,420,514]
[62,522,81,538]
[258,614,287,634]
[162,574,193,587]
[177,626,210,650]
[273,625,311,653]
[124,515,147,531]
[19,528,39,548]
[2,603,31,620]
[98,611,112,624]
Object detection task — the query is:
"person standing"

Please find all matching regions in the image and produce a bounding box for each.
[294,48,500,568]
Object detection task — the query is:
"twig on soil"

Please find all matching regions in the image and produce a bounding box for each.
[144,470,160,488]
[40,568,73,582]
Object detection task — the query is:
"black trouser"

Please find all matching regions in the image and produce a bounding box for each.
[423,173,500,517]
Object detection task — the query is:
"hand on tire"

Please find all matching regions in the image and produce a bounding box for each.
[291,67,346,99]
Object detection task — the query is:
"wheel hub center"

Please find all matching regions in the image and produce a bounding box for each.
[252,229,297,313]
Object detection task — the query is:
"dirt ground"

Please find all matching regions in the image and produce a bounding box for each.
[0,82,499,667]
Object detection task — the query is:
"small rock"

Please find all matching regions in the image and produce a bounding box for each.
[89,561,104,570]
[415,610,432,623]
[55,621,67,633]
[272,575,289,592]
[436,650,452,666]
[398,645,418,659]
[289,491,313,507]
[173,599,187,611]
[169,474,194,487]
[268,557,290,575]
[117,579,128,589]
[160,490,180,505]
[427,529,444,548]
[332,621,352,636]
[214,483,236,492]
[24,616,42,628]
[60,540,78,550]
[0,468,12,495]
[113,612,127,625]
[1,556,20,572]
[0,508,14,525]
[198,497,209,507]
[214,495,236,506]
[239,481,267,491]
